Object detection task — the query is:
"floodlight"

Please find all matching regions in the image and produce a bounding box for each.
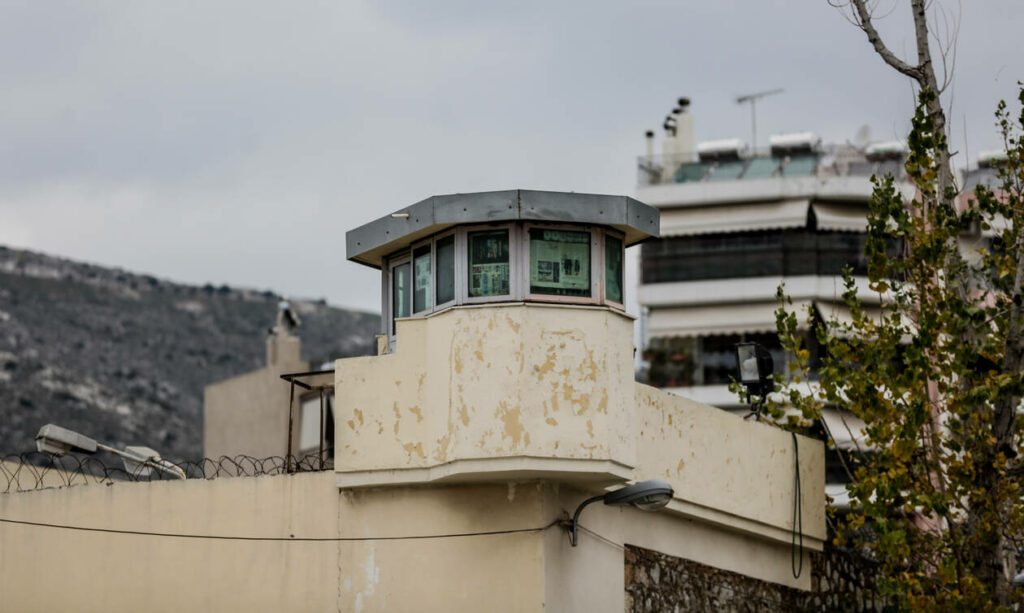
[735,342,774,398]
[568,480,674,546]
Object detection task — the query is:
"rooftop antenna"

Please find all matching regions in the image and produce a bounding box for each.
[736,88,783,152]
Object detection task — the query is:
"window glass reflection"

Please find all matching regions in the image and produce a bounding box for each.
[413,245,432,313]
[468,230,510,297]
[529,228,591,297]
[436,235,455,304]
[605,235,623,303]
[391,262,410,334]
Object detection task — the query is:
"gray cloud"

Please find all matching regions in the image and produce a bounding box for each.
[0,1,1021,313]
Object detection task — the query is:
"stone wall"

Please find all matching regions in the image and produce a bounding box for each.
[625,544,884,613]
[625,545,805,612]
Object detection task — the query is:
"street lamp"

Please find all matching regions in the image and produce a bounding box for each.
[568,480,674,547]
[35,424,186,480]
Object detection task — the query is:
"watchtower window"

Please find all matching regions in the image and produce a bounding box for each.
[528,228,592,298]
[468,230,510,298]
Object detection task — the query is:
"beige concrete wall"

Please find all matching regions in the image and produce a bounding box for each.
[203,357,307,459]
[0,474,553,613]
[0,474,810,612]
[634,384,827,546]
[333,303,825,554]
[541,483,816,608]
[335,304,636,483]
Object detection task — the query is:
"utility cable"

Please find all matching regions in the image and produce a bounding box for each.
[0,517,558,542]
[575,524,625,551]
[791,430,804,579]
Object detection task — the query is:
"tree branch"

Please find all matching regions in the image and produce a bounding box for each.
[850,0,922,79]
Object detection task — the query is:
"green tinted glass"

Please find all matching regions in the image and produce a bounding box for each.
[468,230,510,297]
[529,228,590,297]
[413,245,432,313]
[605,235,623,303]
[436,235,455,304]
[391,262,410,334]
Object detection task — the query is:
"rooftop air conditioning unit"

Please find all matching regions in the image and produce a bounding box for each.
[977,150,1008,168]
[696,138,747,162]
[865,140,907,161]
[769,132,821,156]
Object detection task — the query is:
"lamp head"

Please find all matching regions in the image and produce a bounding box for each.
[602,480,674,510]
[35,424,98,457]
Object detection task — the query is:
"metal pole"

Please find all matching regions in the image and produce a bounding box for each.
[97,443,186,480]
[750,99,757,152]
[286,380,295,473]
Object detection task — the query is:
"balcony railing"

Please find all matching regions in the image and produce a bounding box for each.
[637,148,906,187]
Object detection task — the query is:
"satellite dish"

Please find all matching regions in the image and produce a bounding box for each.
[853,125,872,149]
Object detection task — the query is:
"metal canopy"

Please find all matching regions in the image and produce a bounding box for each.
[345,189,660,269]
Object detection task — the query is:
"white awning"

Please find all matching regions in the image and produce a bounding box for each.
[816,300,899,334]
[645,299,897,339]
[811,202,868,232]
[659,199,810,237]
[647,301,814,338]
[821,408,868,452]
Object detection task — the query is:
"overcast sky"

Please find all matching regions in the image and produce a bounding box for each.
[1,1,1021,314]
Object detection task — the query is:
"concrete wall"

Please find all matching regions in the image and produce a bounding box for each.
[334,304,636,485]
[331,302,825,590]
[635,384,826,549]
[203,332,306,459]
[0,474,551,612]
[0,473,813,612]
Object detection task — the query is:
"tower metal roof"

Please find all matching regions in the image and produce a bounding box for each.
[346,189,660,269]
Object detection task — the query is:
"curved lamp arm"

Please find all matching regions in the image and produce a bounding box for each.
[568,480,674,547]
[570,494,606,547]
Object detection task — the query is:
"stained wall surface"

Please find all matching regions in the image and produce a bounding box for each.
[0,474,550,613]
[332,303,825,561]
[334,304,636,484]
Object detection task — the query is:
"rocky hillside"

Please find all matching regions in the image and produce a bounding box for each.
[0,246,379,460]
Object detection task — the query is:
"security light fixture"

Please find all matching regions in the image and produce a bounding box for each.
[35,424,98,456]
[735,342,774,398]
[568,480,674,547]
[34,423,186,480]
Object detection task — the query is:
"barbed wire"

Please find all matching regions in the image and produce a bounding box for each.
[1,452,333,494]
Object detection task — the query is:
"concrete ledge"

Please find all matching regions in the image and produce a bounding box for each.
[664,498,825,552]
[336,456,634,489]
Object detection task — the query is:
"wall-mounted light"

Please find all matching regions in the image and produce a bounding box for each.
[735,342,774,397]
[568,480,674,547]
[35,423,186,480]
[735,342,775,420]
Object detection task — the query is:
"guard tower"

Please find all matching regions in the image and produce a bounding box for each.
[341,190,656,487]
[335,189,824,610]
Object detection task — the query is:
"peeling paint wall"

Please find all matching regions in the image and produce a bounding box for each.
[634,384,827,544]
[334,305,635,474]
[333,303,824,551]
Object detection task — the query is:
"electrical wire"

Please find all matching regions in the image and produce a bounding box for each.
[791,431,804,579]
[575,524,625,551]
[0,517,559,542]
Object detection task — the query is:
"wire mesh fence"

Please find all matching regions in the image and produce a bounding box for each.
[1,452,333,494]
